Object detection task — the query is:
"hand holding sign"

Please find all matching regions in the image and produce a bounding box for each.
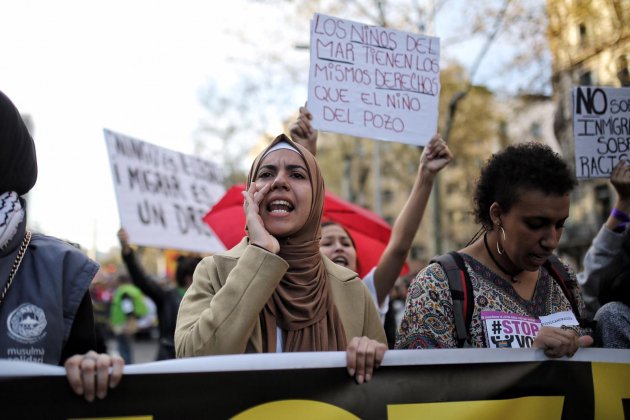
[289,106,318,156]
[611,160,630,210]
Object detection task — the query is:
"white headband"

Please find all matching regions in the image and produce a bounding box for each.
[262,141,300,160]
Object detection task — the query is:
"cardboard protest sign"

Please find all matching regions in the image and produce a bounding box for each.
[308,13,440,146]
[572,86,630,179]
[104,129,226,253]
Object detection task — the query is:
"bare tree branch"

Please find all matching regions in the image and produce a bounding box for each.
[442,0,512,142]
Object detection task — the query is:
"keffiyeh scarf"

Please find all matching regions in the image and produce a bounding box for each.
[0,191,24,251]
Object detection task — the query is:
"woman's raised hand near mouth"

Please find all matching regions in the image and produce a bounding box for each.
[243,182,280,254]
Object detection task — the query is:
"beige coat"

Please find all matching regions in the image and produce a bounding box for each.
[175,239,386,357]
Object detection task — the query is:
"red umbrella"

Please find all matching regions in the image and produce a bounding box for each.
[203,184,409,278]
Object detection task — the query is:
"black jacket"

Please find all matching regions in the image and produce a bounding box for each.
[122,250,182,360]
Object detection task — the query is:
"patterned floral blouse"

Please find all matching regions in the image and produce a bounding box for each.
[395,253,589,349]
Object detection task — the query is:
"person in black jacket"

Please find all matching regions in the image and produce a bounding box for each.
[118,228,201,360]
[0,89,123,402]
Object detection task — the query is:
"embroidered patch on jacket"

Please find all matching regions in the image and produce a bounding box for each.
[7,303,47,344]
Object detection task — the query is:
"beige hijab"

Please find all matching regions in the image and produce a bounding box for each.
[247,134,347,352]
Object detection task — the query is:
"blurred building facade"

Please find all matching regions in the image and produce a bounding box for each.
[547,0,630,267]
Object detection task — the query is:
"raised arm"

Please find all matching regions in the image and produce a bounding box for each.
[289,105,318,156]
[578,160,630,319]
[117,228,165,305]
[372,134,453,305]
[606,160,630,233]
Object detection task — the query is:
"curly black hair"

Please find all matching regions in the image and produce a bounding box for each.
[473,142,577,229]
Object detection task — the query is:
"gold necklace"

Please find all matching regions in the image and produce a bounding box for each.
[0,230,32,305]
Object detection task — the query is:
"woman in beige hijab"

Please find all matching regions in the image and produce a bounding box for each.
[176,134,386,384]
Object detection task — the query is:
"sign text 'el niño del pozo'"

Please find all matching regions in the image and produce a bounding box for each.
[104,129,226,254]
[308,13,440,146]
[573,86,630,179]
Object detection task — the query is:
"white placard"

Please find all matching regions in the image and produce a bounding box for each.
[539,310,579,328]
[104,129,226,254]
[481,311,541,349]
[308,13,440,146]
[572,86,630,179]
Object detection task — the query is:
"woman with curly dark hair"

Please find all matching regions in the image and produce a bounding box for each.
[396,142,593,357]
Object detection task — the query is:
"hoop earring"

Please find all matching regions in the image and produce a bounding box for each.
[496,226,506,255]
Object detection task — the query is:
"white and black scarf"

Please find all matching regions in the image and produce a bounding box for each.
[0,191,24,251]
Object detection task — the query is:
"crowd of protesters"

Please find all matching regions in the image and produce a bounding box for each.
[1,89,628,405]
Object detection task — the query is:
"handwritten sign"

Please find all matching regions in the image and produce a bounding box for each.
[104,129,226,253]
[572,86,630,179]
[308,13,440,146]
